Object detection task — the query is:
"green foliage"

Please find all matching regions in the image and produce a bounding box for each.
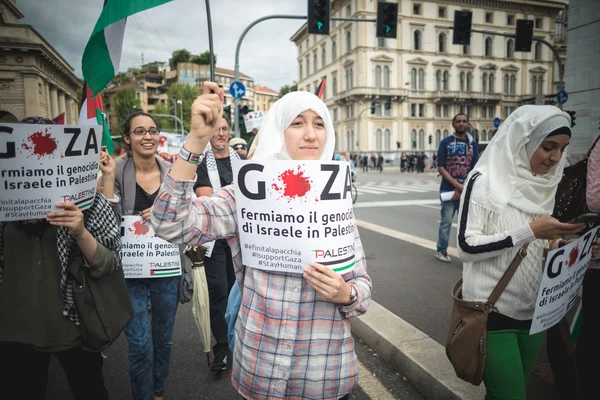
[114,88,142,131]
[113,72,130,85]
[191,51,217,65]
[166,83,201,133]
[150,103,176,133]
[169,49,192,70]
[279,84,297,98]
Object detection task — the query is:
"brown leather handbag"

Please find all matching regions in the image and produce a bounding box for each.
[445,244,529,386]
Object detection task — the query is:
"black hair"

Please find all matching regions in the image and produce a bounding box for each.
[452,113,469,124]
[122,111,158,155]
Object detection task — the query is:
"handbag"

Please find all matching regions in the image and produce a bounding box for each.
[445,244,529,386]
[553,135,600,222]
[68,259,134,352]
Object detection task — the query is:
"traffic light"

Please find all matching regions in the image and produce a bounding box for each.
[371,101,377,115]
[376,2,398,39]
[566,110,576,127]
[452,10,472,45]
[472,129,479,143]
[428,135,433,145]
[515,20,534,52]
[308,0,330,35]
[384,97,392,110]
[396,141,401,149]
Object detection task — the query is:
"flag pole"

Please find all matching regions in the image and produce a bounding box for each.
[205,0,215,83]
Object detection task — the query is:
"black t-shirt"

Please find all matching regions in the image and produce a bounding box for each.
[194,156,233,191]
[134,183,158,213]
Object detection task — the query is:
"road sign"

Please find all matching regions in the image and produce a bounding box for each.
[230,81,246,99]
[556,90,568,105]
[493,117,501,128]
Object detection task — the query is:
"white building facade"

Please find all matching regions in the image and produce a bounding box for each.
[292,0,567,153]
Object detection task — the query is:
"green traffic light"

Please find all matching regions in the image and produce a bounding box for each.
[385,25,391,34]
[316,21,324,31]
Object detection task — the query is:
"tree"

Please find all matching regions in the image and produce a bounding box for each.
[113,72,130,85]
[279,84,297,98]
[114,88,142,131]
[169,49,192,70]
[150,103,175,133]
[166,83,201,133]
[191,51,217,65]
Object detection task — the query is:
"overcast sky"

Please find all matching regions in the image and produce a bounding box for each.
[19,0,307,91]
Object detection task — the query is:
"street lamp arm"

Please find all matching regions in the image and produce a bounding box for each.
[151,113,189,135]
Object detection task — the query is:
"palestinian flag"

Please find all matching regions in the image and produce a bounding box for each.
[53,112,65,124]
[314,77,326,99]
[82,0,173,96]
[79,83,113,155]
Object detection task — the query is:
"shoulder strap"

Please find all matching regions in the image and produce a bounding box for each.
[487,243,530,305]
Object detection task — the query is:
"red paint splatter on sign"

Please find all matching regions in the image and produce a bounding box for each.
[21,129,59,158]
[568,246,579,268]
[273,168,311,200]
[129,220,150,236]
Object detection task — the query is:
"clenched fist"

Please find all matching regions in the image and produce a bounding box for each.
[189,81,225,143]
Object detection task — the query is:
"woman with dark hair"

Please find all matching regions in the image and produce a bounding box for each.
[0,117,120,400]
[100,112,180,400]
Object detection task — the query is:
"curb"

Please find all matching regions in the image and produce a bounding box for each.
[351,301,485,400]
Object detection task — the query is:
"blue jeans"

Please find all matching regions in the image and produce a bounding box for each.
[124,276,180,400]
[437,198,460,253]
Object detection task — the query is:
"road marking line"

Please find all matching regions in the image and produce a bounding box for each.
[360,187,411,194]
[419,204,441,210]
[353,199,440,208]
[355,219,459,257]
[357,359,396,400]
[356,188,390,195]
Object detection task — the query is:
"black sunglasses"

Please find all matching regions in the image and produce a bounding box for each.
[233,145,246,150]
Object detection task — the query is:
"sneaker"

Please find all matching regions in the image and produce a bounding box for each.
[436,251,452,263]
[210,353,228,372]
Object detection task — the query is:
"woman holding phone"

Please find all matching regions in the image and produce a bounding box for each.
[151,82,371,400]
[457,105,585,400]
[99,112,179,400]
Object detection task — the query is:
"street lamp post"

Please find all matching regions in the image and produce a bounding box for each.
[177,100,183,135]
[173,96,178,135]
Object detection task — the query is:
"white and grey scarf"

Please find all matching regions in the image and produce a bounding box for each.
[0,191,122,325]
[205,144,240,191]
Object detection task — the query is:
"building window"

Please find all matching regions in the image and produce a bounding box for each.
[460,71,465,91]
[414,30,422,50]
[532,75,544,95]
[506,39,515,58]
[443,129,449,138]
[346,5,351,17]
[411,68,417,90]
[418,68,425,90]
[333,108,338,122]
[482,106,487,119]
[418,129,425,149]
[507,15,515,26]
[419,104,425,117]
[482,72,488,93]
[535,17,543,29]
[322,47,326,68]
[489,73,495,93]
[436,129,442,146]
[504,74,509,94]
[413,3,422,15]
[436,70,442,91]
[411,130,417,149]
[378,37,385,48]
[534,42,542,61]
[385,129,391,150]
[411,104,417,117]
[376,102,382,116]
[376,129,382,150]
[313,54,318,73]
[306,57,309,76]
[462,45,470,55]
[333,77,337,95]
[443,104,449,117]
[346,31,352,52]
[485,37,493,57]
[442,70,449,91]
[332,40,337,61]
[438,7,447,18]
[485,12,493,24]
[488,105,495,118]
[384,103,391,116]
[346,104,354,119]
[537,76,544,95]
[467,72,473,92]
[376,66,382,88]
[436,104,441,117]
[299,64,303,79]
[384,67,390,88]
[510,74,516,95]
[345,68,353,89]
[438,33,447,53]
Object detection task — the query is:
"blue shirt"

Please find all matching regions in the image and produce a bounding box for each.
[437,135,479,193]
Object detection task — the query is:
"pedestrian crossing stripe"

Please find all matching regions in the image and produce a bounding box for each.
[355,181,439,195]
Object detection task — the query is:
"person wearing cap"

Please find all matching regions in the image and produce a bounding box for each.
[229,137,247,159]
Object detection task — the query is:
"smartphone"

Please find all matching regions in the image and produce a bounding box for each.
[568,213,600,228]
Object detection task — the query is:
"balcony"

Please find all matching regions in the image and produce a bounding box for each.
[333,87,408,103]
[433,91,502,103]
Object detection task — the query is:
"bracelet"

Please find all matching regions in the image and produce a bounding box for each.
[179,146,204,164]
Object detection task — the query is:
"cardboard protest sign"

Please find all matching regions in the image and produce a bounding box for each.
[0,123,102,221]
[242,111,265,131]
[121,216,182,279]
[233,160,356,274]
[530,227,600,334]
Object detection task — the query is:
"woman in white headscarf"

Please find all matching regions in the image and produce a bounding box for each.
[457,105,585,400]
[151,82,371,400]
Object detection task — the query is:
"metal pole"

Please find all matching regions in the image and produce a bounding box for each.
[179,102,184,135]
[151,113,187,134]
[173,97,178,135]
[204,0,216,82]
[356,107,372,152]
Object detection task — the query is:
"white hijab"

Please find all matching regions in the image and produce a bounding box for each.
[250,91,336,161]
[469,105,571,215]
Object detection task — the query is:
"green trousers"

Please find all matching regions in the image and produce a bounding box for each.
[483,329,544,400]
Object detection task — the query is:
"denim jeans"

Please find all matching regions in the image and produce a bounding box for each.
[124,276,180,400]
[437,198,460,253]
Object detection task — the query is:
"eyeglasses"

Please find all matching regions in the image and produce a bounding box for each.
[130,128,160,136]
[233,145,246,150]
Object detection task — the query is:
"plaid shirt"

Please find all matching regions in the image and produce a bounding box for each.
[152,173,372,400]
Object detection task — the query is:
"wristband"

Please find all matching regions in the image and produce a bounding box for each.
[179,146,204,164]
